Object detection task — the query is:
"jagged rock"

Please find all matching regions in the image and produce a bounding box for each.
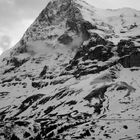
[11,134,20,140]
[24,132,31,138]
[15,94,44,116]
[32,81,48,89]
[71,34,112,62]
[117,39,136,56]
[39,65,49,77]
[15,121,30,127]
[83,45,113,61]
[58,34,73,45]
[119,51,140,68]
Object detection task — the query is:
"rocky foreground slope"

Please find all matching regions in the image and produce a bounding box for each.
[0,0,140,139]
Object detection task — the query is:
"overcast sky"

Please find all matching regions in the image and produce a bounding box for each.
[0,0,140,55]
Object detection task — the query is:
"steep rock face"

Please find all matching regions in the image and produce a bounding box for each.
[0,0,140,140]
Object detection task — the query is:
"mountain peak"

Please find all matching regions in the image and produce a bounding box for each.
[0,1,140,139]
[10,0,96,56]
[37,0,82,24]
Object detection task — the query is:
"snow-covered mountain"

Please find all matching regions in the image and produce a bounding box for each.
[0,0,140,139]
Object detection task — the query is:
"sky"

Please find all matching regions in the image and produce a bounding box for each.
[0,0,140,55]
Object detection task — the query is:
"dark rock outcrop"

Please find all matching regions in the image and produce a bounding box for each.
[117,39,136,56]
[119,51,140,68]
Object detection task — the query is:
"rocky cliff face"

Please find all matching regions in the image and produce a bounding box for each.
[0,0,140,139]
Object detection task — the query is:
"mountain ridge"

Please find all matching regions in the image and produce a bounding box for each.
[0,0,140,139]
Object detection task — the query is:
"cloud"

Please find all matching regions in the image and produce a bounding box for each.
[0,19,33,49]
[0,35,11,51]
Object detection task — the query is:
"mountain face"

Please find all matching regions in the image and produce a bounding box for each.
[0,0,140,139]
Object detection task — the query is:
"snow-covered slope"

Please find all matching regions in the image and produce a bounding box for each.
[0,0,140,139]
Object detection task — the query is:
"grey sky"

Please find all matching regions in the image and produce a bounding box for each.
[0,0,140,54]
[0,0,49,54]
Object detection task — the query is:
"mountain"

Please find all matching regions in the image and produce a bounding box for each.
[0,0,140,139]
